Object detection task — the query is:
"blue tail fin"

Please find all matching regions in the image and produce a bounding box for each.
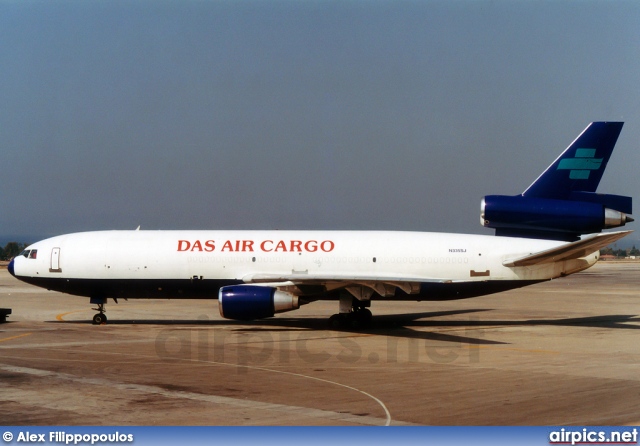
[481,122,633,241]
[523,122,624,199]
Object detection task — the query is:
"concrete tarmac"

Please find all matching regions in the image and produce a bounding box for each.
[1,262,639,426]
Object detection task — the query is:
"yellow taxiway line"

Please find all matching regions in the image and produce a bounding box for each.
[0,333,33,343]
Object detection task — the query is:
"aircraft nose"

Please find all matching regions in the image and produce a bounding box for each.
[8,259,15,277]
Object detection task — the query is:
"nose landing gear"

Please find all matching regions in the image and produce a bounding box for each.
[91,297,108,325]
[92,307,107,325]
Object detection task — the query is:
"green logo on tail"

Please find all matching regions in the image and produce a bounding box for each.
[557,148,602,179]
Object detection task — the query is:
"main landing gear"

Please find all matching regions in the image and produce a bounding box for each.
[329,308,372,329]
[329,295,373,329]
[91,297,108,325]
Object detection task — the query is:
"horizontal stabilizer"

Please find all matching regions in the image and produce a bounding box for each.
[503,230,632,267]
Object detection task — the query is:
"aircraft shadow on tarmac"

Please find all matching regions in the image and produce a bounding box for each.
[45,309,640,346]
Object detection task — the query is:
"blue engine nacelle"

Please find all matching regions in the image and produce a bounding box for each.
[218,285,300,320]
[481,195,633,240]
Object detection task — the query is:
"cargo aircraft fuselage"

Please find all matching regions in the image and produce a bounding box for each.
[9,122,633,326]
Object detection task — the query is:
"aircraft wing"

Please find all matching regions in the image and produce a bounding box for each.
[242,273,452,297]
[243,273,449,283]
[502,230,632,267]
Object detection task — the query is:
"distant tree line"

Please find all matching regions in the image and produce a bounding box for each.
[0,242,28,261]
[601,245,640,258]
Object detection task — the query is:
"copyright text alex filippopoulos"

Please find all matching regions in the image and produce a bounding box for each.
[2,431,133,445]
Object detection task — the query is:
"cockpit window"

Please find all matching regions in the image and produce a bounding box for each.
[18,249,37,259]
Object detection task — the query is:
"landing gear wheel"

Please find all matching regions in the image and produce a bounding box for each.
[93,312,107,325]
[329,309,372,329]
[351,309,372,328]
[330,295,373,330]
[329,314,345,329]
[357,308,372,323]
[91,301,107,325]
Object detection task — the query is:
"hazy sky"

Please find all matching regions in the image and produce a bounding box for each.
[1,0,639,243]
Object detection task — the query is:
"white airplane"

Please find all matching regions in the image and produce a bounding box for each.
[9,122,634,327]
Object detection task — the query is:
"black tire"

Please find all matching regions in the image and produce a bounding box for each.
[329,314,344,329]
[350,309,372,329]
[358,308,372,323]
[93,313,107,325]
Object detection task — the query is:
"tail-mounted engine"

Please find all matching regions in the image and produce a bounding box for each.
[481,193,633,241]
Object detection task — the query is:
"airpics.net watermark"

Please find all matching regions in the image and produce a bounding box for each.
[154,315,484,371]
[549,428,638,445]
